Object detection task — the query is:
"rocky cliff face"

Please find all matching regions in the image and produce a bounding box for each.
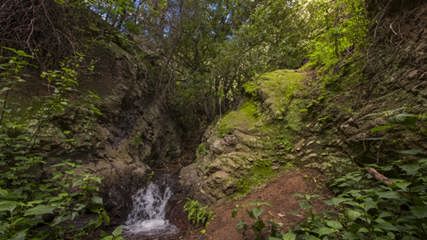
[77,42,183,220]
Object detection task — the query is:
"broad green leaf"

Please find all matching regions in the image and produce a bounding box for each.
[52,215,70,226]
[398,149,425,156]
[374,218,398,231]
[304,236,321,240]
[248,207,263,219]
[419,158,427,167]
[342,231,358,240]
[0,221,8,234]
[347,190,363,198]
[387,232,396,239]
[281,231,296,240]
[101,209,111,225]
[16,50,32,58]
[326,197,348,206]
[362,198,377,211]
[299,200,311,210]
[313,226,336,236]
[393,180,411,191]
[376,191,400,200]
[91,196,103,205]
[236,220,247,231]
[24,205,55,216]
[10,230,26,240]
[346,209,362,221]
[325,220,343,230]
[0,87,11,94]
[378,211,393,218]
[112,226,123,236]
[399,164,421,176]
[411,206,427,219]
[0,201,19,212]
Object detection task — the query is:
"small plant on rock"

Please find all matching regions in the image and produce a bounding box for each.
[184,198,214,227]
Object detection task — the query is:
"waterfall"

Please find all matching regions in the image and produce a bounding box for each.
[124,182,178,236]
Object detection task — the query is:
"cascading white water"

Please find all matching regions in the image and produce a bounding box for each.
[124,182,178,236]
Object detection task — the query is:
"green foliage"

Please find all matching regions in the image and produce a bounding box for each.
[305,0,368,84]
[0,49,106,239]
[370,112,426,134]
[0,48,32,124]
[234,202,282,240]
[101,226,125,240]
[286,155,427,239]
[235,0,310,69]
[183,199,214,227]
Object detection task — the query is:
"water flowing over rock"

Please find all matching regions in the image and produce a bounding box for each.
[124,182,178,237]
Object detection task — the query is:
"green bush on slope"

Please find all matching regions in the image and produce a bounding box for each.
[0,49,107,240]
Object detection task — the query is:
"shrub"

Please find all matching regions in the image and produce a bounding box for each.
[0,48,108,239]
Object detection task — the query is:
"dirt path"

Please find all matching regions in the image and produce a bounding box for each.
[184,168,330,240]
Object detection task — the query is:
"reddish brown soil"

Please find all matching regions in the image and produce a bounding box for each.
[184,168,331,240]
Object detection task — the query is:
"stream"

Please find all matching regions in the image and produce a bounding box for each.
[124,177,179,238]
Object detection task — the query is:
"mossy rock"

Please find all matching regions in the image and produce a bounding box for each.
[259,70,304,116]
[286,98,306,131]
[255,69,305,118]
[216,100,262,136]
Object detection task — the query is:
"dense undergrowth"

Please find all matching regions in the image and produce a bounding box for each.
[0,50,111,239]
